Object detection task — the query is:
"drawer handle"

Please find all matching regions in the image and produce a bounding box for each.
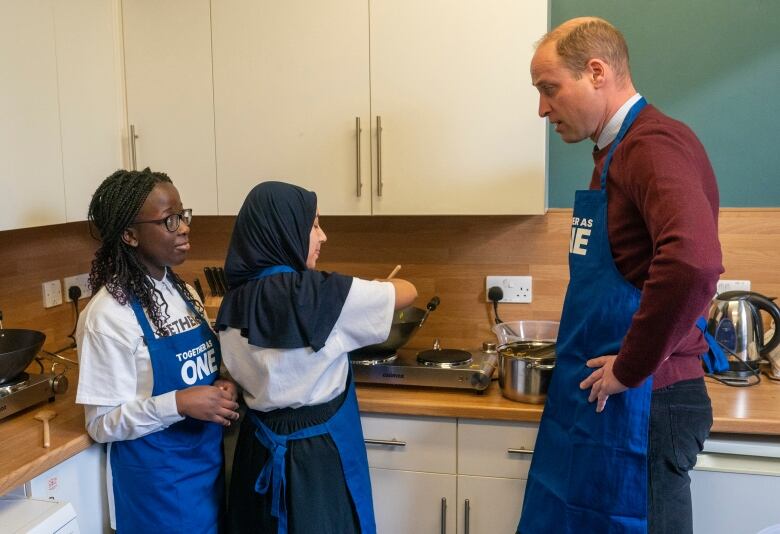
[364,438,407,447]
[464,498,470,534]
[507,447,534,455]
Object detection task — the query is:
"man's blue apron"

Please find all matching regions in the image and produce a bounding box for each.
[110,286,224,533]
[518,98,653,533]
[247,265,376,534]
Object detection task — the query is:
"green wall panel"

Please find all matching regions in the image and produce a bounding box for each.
[546,0,780,207]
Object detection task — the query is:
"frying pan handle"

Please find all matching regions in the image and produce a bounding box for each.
[419,296,440,327]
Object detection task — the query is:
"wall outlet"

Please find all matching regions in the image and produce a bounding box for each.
[717,279,751,294]
[42,280,63,308]
[64,273,92,301]
[486,275,532,303]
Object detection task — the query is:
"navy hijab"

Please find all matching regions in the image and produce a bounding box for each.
[215,181,352,350]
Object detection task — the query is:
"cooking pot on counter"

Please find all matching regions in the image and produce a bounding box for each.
[497,341,556,403]
[493,320,558,403]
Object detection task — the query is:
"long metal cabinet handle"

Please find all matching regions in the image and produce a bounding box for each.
[129,124,139,171]
[464,499,470,534]
[355,117,362,197]
[363,438,406,447]
[376,115,383,197]
[507,447,534,455]
[440,497,447,534]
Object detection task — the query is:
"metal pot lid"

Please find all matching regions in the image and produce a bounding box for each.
[498,341,556,362]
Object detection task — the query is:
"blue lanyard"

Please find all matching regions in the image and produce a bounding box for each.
[251,265,297,280]
[599,97,647,190]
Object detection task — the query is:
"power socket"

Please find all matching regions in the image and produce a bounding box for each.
[64,273,92,301]
[42,280,63,308]
[717,279,751,294]
[486,275,532,303]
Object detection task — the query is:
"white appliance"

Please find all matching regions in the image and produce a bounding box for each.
[0,497,79,534]
[691,434,780,534]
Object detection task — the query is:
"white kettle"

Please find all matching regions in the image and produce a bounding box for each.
[706,291,780,371]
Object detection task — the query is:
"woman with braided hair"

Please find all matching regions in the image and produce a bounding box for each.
[76,168,239,533]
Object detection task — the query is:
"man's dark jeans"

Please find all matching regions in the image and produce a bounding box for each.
[648,377,713,534]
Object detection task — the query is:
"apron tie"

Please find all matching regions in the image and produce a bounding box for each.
[249,411,331,534]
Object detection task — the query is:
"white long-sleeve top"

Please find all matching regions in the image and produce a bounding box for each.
[75,273,206,443]
[220,277,395,411]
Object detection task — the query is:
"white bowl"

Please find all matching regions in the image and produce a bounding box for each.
[492,320,559,346]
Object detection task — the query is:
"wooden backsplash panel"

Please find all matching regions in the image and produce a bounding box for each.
[1,209,777,352]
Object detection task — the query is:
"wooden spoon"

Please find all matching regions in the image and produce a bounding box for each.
[34,409,57,448]
[387,265,401,280]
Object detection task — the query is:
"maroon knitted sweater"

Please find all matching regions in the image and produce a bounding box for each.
[589,105,724,390]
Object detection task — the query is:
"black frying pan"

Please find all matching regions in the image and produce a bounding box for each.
[0,329,46,384]
[350,296,439,357]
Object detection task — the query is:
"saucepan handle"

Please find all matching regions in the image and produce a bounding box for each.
[419,296,440,327]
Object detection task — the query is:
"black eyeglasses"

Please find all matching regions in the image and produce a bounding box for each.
[132,209,193,232]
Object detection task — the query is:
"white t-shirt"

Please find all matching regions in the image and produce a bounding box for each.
[220,277,394,411]
[76,273,207,442]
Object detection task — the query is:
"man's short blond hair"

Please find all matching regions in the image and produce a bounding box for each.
[538,17,631,83]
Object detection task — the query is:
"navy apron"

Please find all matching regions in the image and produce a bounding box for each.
[246,265,376,534]
[110,285,224,533]
[519,98,653,533]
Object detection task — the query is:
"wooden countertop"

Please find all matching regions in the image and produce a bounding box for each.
[2,357,780,496]
[0,356,90,496]
[356,375,780,435]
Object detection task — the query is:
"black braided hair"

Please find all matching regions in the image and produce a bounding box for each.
[87,168,205,336]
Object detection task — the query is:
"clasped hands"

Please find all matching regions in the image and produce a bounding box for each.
[579,355,628,413]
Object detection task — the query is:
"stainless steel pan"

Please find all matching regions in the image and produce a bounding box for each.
[351,296,440,356]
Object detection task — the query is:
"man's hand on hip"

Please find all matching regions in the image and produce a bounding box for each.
[579,355,628,413]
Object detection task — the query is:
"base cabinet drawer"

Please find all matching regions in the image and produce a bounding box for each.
[362,414,457,473]
[458,419,538,479]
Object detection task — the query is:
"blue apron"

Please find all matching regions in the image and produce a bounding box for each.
[519,98,654,533]
[110,285,224,533]
[247,265,376,534]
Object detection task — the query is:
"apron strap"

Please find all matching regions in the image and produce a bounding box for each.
[696,317,730,373]
[248,411,330,534]
[251,265,298,280]
[599,97,647,190]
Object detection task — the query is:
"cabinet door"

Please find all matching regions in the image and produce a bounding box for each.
[370,467,457,534]
[457,475,525,534]
[122,0,218,214]
[211,0,371,215]
[0,0,65,230]
[369,0,547,215]
[55,0,123,222]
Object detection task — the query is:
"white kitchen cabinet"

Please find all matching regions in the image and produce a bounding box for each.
[0,1,65,230]
[122,0,218,215]
[369,0,547,215]
[0,0,122,230]
[55,0,123,223]
[211,0,547,216]
[361,414,539,533]
[211,0,371,216]
[362,414,458,533]
[457,475,525,534]
[370,468,457,534]
[457,419,536,533]
[691,434,780,534]
[28,443,111,533]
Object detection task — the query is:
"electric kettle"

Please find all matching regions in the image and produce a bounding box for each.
[706,290,780,372]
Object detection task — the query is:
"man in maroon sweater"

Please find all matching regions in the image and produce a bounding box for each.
[522,16,723,534]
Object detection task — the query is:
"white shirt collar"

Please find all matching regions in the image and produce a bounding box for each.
[595,93,642,150]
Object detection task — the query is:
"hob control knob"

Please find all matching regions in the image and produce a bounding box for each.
[51,375,69,395]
